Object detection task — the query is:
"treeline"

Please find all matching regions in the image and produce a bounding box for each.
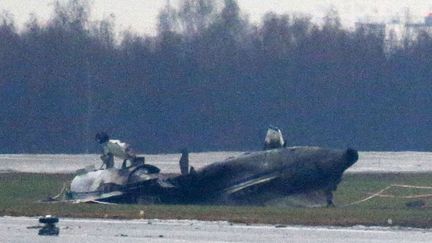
[0,0,431,153]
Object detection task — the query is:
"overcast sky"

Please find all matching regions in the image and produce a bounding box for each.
[1,0,432,35]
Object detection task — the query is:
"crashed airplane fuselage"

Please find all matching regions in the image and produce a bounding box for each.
[68,146,358,207]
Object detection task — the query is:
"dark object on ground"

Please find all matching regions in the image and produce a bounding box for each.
[68,146,358,207]
[39,216,59,224]
[405,200,426,208]
[38,215,59,236]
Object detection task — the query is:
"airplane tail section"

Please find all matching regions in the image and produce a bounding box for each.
[179,149,189,175]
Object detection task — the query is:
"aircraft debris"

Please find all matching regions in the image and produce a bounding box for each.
[263,126,285,150]
[50,128,358,207]
[62,147,357,207]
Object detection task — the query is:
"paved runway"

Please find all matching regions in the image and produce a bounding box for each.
[2,217,432,243]
[1,151,432,174]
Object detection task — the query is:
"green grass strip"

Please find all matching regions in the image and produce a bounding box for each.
[1,173,432,228]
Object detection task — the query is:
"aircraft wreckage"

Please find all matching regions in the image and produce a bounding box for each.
[62,128,358,207]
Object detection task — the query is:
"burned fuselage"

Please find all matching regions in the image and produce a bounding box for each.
[168,146,358,206]
[67,146,358,207]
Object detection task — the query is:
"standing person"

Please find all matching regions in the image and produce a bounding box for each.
[95,132,141,169]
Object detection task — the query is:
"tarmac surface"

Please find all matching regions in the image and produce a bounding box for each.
[2,216,432,243]
[1,151,432,174]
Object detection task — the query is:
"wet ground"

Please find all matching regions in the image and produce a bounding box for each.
[0,151,431,174]
[2,216,432,243]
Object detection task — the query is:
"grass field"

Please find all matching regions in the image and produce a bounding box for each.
[1,173,432,228]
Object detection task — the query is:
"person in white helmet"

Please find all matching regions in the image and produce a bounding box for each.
[95,132,142,169]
